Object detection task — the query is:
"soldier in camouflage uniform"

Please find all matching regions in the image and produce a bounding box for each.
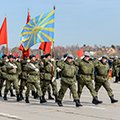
[0,54,15,97]
[2,55,21,101]
[112,56,120,83]
[56,54,82,107]
[41,53,58,103]
[95,56,118,103]
[39,55,54,100]
[75,53,102,105]
[25,54,43,103]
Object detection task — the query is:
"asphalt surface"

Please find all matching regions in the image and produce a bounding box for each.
[0,78,120,120]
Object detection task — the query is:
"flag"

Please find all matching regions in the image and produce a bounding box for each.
[39,42,52,54]
[20,9,55,50]
[19,10,30,58]
[19,44,30,58]
[77,48,84,58]
[0,17,8,45]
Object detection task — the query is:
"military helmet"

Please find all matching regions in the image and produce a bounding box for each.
[102,55,108,59]
[41,54,45,59]
[84,52,90,57]
[44,53,51,58]
[2,54,7,58]
[29,54,36,59]
[67,54,74,59]
[8,55,14,59]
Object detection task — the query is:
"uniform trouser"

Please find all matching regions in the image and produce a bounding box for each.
[4,80,19,95]
[77,80,97,99]
[57,81,78,101]
[25,81,42,97]
[0,78,5,91]
[95,80,113,97]
[40,80,51,94]
[19,79,27,94]
[42,80,57,96]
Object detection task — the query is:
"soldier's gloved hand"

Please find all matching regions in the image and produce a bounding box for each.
[27,59,30,63]
[5,59,9,62]
[51,58,54,62]
[52,77,56,82]
[56,67,61,72]
[13,66,17,69]
[35,68,39,72]
[64,57,67,61]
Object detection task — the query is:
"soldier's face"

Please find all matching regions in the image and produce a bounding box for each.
[67,58,72,62]
[47,56,51,60]
[9,58,13,62]
[31,57,36,61]
[102,58,107,63]
[84,56,90,61]
[4,57,8,61]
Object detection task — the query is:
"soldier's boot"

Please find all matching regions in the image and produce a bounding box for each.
[34,92,38,99]
[48,92,54,100]
[57,100,63,107]
[74,100,83,107]
[54,95,58,102]
[20,93,24,100]
[42,96,47,103]
[110,96,118,103]
[25,97,30,103]
[3,94,7,101]
[92,96,103,105]
[16,94,22,102]
[32,90,36,97]
[114,77,119,83]
[10,89,15,97]
[40,96,45,103]
[0,90,2,97]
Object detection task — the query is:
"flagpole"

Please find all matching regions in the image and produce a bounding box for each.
[51,6,55,58]
[6,17,8,54]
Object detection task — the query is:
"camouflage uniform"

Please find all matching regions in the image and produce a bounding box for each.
[2,58,21,101]
[25,60,43,103]
[75,56,102,105]
[39,58,54,100]
[57,54,82,107]
[112,58,120,83]
[95,58,118,103]
[42,59,57,101]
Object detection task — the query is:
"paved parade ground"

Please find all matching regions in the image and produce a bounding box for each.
[0,79,120,120]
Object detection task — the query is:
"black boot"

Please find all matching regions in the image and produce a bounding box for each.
[42,96,47,103]
[40,96,45,103]
[34,92,38,99]
[57,100,63,107]
[114,77,119,83]
[74,100,83,107]
[20,93,24,100]
[54,95,58,102]
[10,89,15,97]
[3,94,7,101]
[16,94,22,102]
[25,97,30,103]
[32,90,36,97]
[92,96,103,105]
[110,96,118,103]
[48,92,54,100]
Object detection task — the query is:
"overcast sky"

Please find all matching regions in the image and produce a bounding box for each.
[0,0,120,48]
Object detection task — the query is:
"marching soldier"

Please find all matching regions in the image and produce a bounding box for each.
[75,52,102,105]
[2,55,21,101]
[25,54,43,103]
[57,54,82,107]
[95,55,118,103]
[41,53,58,103]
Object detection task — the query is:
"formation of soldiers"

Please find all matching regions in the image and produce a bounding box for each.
[0,52,119,107]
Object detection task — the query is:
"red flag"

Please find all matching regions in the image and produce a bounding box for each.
[19,10,30,58]
[19,44,30,58]
[0,17,8,45]
[39,42,52,54]
[26,9,30,24]
[77,48,84,58]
